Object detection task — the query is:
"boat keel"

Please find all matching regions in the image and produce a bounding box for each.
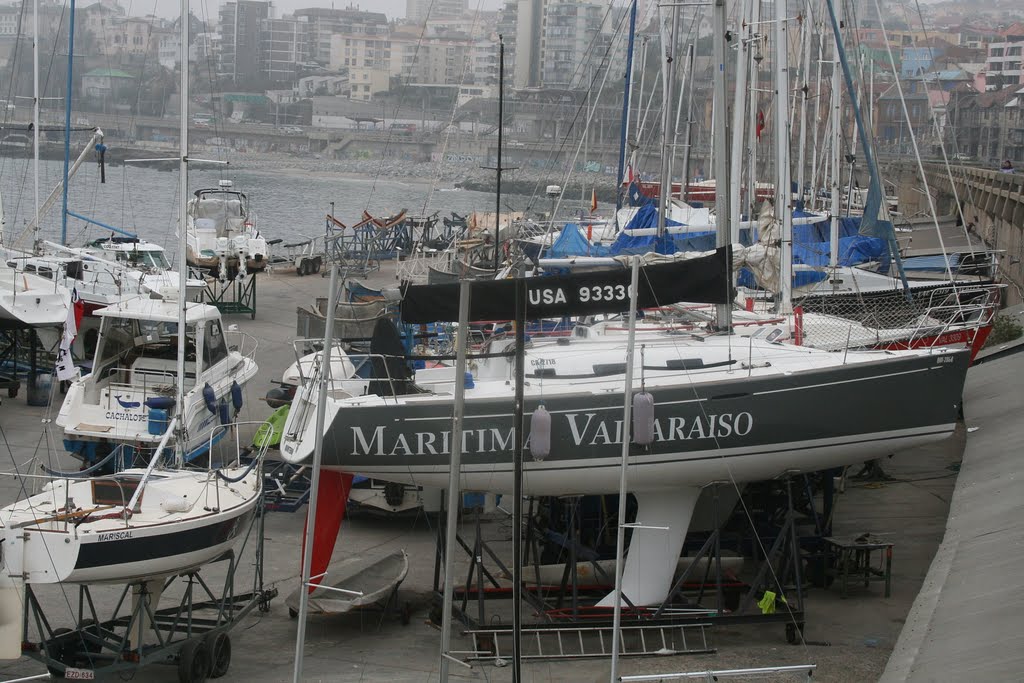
[597,487,701,607]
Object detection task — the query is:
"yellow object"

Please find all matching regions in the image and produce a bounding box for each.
[757,590,788,615]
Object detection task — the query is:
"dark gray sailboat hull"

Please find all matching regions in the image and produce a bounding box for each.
[288,350,969,496]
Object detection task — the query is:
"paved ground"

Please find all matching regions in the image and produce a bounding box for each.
[0,265,976,682]
[881,348,1024,681]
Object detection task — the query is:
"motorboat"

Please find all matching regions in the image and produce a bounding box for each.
[185,180,269,278]
[56,296,258,466]
[6,241,205,316]
[0,261,70,328]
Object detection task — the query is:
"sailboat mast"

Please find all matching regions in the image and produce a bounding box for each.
[796,8,812,206]
[712,0,731,330]
[656,4,680,237]
[60,0,77,246]
[493,36,504,272]
[830,34,841,269]
[32,0,39,237]
[679,43,695,203]
[729,0,751,238]
[746,1,761,220]
[174,0,189,466]
[774,0,793,315]
[615,0,638,214]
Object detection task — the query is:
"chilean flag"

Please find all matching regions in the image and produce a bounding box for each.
[756,110,765,141]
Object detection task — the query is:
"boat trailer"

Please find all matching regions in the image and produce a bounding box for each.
[20,490,276,682]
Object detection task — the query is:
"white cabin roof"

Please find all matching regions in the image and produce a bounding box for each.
[95,297,222,324]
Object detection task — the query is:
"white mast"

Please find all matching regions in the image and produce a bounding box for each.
[745,0,762,221]
[829,31,841,269]
[712,0,731,329]
[729,0,751,238]
[775,0,792,314]
[796,7,812,206]
[174,0,189,466]
[32,0,39,240]
[656,4,680,236]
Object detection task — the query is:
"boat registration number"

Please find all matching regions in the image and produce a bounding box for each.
[65,668,95,680]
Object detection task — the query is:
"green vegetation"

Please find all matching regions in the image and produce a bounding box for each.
[985,314,1024,347]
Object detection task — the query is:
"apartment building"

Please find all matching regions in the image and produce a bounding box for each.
[985,40,1024,90]
[219,0,272,82]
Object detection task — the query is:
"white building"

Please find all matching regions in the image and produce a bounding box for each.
[986,40,1024,91]
[158,33,181,69]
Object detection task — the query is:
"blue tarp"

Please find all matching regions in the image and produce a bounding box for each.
[624,203,683,231]
[791,235,889,270]
[547,224,611,258]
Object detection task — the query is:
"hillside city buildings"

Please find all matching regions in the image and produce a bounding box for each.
[0,0,1020,164]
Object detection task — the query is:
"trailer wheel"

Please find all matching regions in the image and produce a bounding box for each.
[7,386,17,399]
[785,622,805,645]
[45,627,74,678]
[288,607,298,619]
[296,259,306,276]
[178,639,211,683]
[207,632,232,678]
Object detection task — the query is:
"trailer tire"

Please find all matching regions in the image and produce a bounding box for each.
[207,632,231,678]
[45,627,74,678]
[178,639,211,683]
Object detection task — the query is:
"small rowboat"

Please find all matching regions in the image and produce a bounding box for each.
[286,550,410,621]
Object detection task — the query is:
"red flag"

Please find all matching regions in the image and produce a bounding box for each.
[756,110,765,141]
[590,188,598,213]
[621,163,634,186]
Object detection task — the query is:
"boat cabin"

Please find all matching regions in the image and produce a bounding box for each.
[189,186,251,244]
[58,298,240,447]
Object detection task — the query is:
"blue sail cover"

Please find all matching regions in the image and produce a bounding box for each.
[547,224,611,258]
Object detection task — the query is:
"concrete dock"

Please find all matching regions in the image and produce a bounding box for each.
[0,265,1013,682]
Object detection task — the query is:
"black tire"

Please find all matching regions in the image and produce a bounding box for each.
[45,627,74,678]
[400,602,412,626]
[288,607,298,619]
[312,257,322,274]
[206,632,231,679]
[7,386,17,398]
[77,619,103,654]
[178,639,211,683]
[785,622,804,645]
[296,260,305,276]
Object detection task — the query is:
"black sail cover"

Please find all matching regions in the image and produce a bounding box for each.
[400,245,732,323]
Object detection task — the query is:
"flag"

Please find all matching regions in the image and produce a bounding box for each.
[756,110,765,141]
[590,188,598,213]
[621,163,635,186]
[55,288,82,381]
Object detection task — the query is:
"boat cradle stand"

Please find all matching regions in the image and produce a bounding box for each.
[433,477,812,664]
[20,495,276,682]
[203,270,257,320]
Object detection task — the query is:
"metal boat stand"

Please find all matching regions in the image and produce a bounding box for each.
[434,475,814,664]
[432,497,715,663]
[653,479,808,645]
[203,271,257,320]
[20,490,277,682]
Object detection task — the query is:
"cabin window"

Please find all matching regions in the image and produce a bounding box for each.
[92,478,143,511]
[203,321,228,368]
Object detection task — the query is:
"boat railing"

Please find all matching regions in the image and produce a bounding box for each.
[100,366,179,408]
[201,420,275,471]
[903,297,1000,347]
[226,328,259,362]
